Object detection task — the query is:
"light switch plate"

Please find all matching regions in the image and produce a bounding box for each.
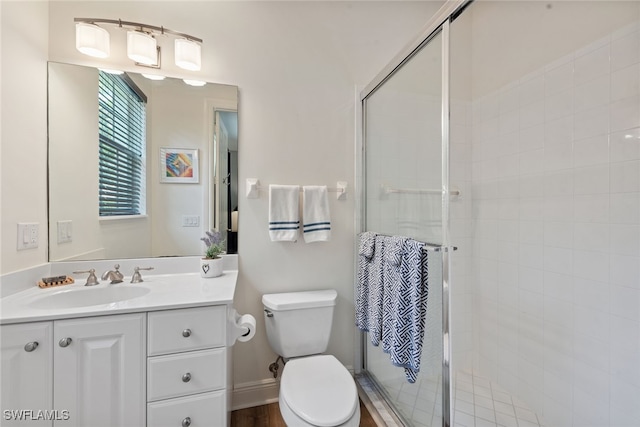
[57,220,73,244]
[182,215,200,227]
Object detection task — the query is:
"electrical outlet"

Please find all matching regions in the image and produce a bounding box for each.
[17,223,39,250]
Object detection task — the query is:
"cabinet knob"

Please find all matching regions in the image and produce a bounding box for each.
[181,417,191,427]
[182,329,192,338]
[24,341,39,352]
[58,337,72,347]
[182,373,191,383]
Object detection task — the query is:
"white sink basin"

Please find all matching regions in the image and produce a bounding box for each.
[30,286,150,309]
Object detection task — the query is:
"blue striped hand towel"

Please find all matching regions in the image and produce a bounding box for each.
[302,186,331,243]
[268,185,300,242]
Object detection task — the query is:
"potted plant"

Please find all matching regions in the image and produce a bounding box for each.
[200,230,226,278]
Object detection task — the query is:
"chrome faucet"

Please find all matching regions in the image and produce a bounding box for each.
[130,266,154,283]
[101,264,124,284]
[73,269,100,286]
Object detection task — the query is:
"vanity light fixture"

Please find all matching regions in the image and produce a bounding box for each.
[76,22,110,58]
[74,18,203,71]
[99,68,124,75]
[175,39,201,71]
[127,30,158,66]
[142,73,166,81]
[183,79,206,87]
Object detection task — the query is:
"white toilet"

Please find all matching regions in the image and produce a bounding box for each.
[262,289,361,427]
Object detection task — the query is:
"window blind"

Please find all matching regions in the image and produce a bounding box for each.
[98,71,146,216]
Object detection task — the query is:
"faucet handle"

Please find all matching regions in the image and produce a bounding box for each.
[131,267,154,283]
[73,269,99,286]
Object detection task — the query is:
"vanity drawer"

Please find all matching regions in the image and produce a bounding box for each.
[147,348,226,402]
[148,306,226,356]
[147,390,226,427]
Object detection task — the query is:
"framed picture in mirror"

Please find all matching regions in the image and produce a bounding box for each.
[160,148,199,183]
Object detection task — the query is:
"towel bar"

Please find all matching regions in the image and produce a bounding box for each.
[381,184,461,197]
[364,232,458,252]
[246,179,347,200]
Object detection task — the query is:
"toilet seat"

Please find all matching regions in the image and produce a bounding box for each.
[280,355,359,427]
[279,396,360,427]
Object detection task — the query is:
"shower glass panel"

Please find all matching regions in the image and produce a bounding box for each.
[365,30,444,246]
[363,29,445,426]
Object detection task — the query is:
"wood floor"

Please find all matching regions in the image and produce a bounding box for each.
[231,400,378,426]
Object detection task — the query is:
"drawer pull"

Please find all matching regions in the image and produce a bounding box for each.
[182,372,191,383]
[24,341,39,352]
[58,337,72,348]
[181,417,191,427]
[182,329,192,338]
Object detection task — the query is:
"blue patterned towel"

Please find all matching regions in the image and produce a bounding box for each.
[358,231,377,259]
[355,232,377,331]
[381,236,407,354]
[366,235,388,346]
[389,238,429,383]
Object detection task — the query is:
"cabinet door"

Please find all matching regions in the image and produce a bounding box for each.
[1,322,53,426]
[53,313,146,427]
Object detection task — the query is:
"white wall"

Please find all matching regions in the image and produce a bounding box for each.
[48,63,108,261]
[2,0,443,406]
[1,1,49,273]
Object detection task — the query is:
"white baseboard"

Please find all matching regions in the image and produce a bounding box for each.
[232,378,280,411]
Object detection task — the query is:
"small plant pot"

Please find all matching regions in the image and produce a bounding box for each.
[200,257,223,278]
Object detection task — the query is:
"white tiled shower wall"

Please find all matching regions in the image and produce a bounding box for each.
[464,21,640,427]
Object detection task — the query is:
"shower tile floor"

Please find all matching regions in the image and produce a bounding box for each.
[453,371,545,427]
[364,370,545,427]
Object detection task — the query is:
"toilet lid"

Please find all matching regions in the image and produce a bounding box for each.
[281,355,358,427]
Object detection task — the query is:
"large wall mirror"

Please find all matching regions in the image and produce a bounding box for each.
[48,62,238,262]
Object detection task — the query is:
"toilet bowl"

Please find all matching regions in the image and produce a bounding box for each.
[279,355,360,427]
[262,290,361,427]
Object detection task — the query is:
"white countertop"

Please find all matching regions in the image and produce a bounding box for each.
[0,271,237,325]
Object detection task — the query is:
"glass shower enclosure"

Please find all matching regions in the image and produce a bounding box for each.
[358,17,455,427]
[359,1,640,427]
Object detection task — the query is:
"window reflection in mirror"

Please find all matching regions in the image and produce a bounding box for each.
[98,71,147,217]
[48,62,238,262]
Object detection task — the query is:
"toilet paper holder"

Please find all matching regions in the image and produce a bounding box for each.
[228,308,256,346]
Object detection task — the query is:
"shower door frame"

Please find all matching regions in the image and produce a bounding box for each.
[356,1,472,426]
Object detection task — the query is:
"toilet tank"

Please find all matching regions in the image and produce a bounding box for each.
[262,289,337,358]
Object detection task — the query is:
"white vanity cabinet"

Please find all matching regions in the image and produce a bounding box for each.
[0,314,145,427]
[53,313,146,427]
[0,322,53,426]
[0,269,238,427]
[1,307,230,427]
[146,306,228,427]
